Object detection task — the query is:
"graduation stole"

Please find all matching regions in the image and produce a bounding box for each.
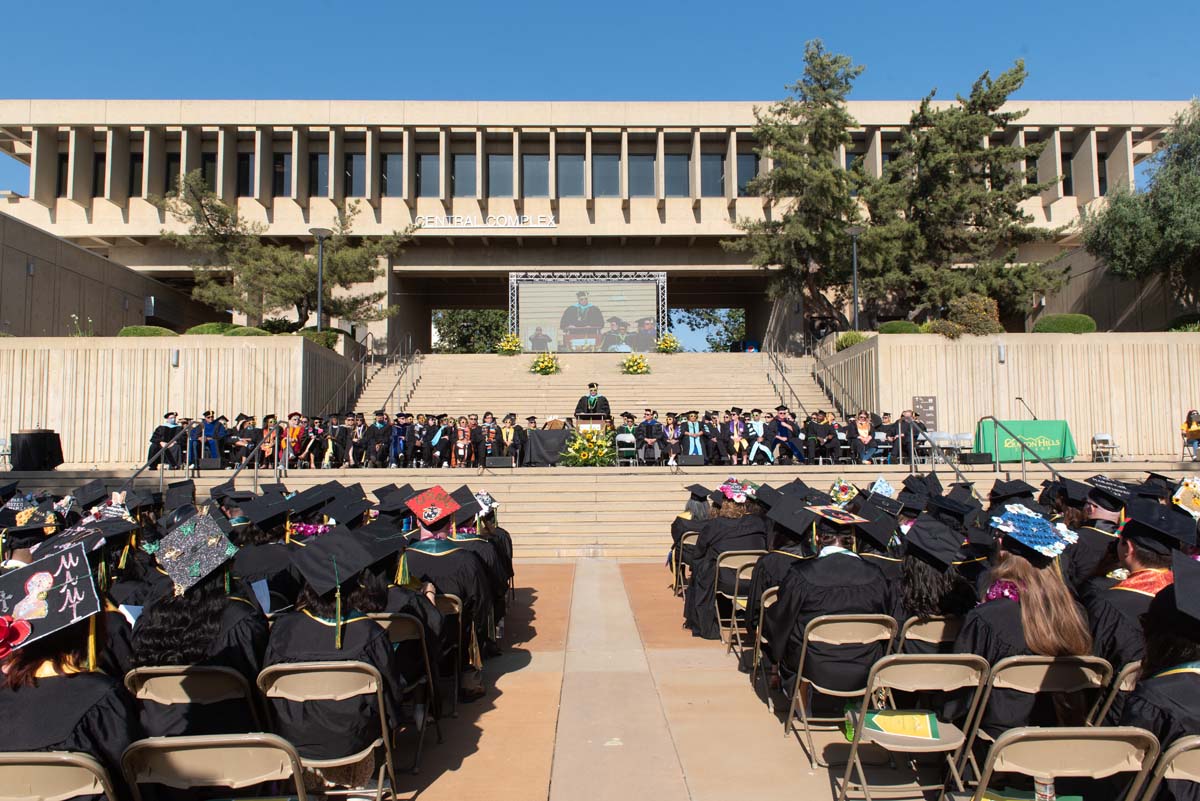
[1112,568,1173,597]
[1152,660,1200,679]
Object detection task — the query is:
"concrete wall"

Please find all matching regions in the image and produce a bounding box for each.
[0,336,357,465]
[0,210,216,335]
[820,333,1200,457]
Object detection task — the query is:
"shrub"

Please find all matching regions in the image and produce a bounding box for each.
[835,330,869,351]
[117,325,178,337]
[925,319,965,339]
[224,326,270,336]
[297,329,339,349]
[1032,313,1097,334]
[260,318,300,334]
[1171,322,1200,333]
[1168,314,1200,331]
[878,320,921,334]
[947,293,1005,335]
[185,322,239,335]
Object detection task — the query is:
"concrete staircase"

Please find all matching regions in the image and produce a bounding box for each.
[357,352,829,418]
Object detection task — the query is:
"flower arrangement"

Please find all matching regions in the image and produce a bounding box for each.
[496,332,523,356]
[655,332,683,353]
[717,477,760,504]
[620,353,651,375]
[530,353,561,375]
[560,428,616,466]
[830,478,858,506]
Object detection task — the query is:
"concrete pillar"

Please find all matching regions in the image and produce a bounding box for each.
[66,126,94,206]
[437,128,449,203]
[1106,127,1135,193]
[548,129,558,201]
[513,129,522,200]
[292,127,308,202]
[143,126,165,197]
[29,126,58,205]
[329,127,345,202]
[584,129,594,200]
[217,126,238,204]
[181,126,202,180]
[743,297,768,347]
[690,128,700,206]
[475,129,485,199]
[104,127,130,204]
[402,128,414,205]
[1072,128,1099,204]
[725,129,737,203]
[619,128,629,204]
[655,128,665,204]
[864,127,883,179]
[365,126,380,207]
[254,126,273,207]
[1005,128,1026,184]
[1038,128,1063,204]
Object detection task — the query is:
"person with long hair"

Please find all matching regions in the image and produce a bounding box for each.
[898,516,979,652]
[1182,409,1200,461]
[1118,552,1200,801]
[669,484,711,584]
[740,485,814,649]
[951,508,1092,738]
[683,479,768,640]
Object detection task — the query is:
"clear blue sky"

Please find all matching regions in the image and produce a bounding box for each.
[2,0,1196,347]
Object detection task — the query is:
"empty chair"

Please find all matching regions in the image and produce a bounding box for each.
[1093,433,1121,462]
[673,532,701,596]
[1093,660,1142,726]
[0,751,118,801]
[750,586,780,696]
[121,733,309,801]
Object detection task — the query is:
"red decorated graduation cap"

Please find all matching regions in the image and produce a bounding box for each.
[0,542,102,655]
[404,486,459,528]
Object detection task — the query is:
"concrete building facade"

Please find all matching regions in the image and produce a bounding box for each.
[0,99,1187,349]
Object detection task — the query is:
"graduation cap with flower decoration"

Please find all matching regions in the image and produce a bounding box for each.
[990,504,1078,560]
[717,477,759,504]
[0,542,101,657]
[405,486,460,528]
[869,476,896,499]
[829,478,858,506]
[154,513,239,596]
[1172,477,1200,521]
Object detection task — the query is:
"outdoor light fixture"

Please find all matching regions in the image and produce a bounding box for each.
[170,349,180,368]
[998,343,1007,364]
[309,227,333,332]
[846,225,865,330]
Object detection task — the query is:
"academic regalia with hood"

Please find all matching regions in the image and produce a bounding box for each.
[682,512,769,640]
[1063,519,1120,592]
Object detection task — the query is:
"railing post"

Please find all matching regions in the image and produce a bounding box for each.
[993,426,1000,474]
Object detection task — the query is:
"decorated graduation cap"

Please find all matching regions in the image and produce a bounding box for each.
[150,513,239,596]
[33,517,137,559]
[1173,478,1200,521]
[405,486,460,529]
[0,542,102,659]
[869,476,896,499]
[1088,475,1134,501]
[990,504,1078,562]
[716,477,759,505]
[1120,497,1197,555]
[905,515,964,570]
[163,480,196,512]
[988,479,1037,505]
[1,505,62,552]
[474,491,500,517]
[829,478,858,506]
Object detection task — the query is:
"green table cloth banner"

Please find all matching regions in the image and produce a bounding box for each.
[973,419,1077,462]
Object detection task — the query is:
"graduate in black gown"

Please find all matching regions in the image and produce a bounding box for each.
[746,486,816,642]
[896,516,979,653]
[1060,480,1124,593]
[230,495,305,610]
[682,480,768,640]
[1119,552,1200,801]
[574,382,612,420]
[668,484,711,585]
[146,411,184,468]
[950,506,1094,739]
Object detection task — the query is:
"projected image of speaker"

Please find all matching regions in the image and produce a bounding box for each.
[677,455,706,466]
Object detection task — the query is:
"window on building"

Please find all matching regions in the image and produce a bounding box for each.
[165,152,181,193]
[343,152,365,197]
[557,153,585,196]
[736,153,759,196]
[845,150,859,171]
[1060,153,1074,196]
[235,152,253,197]
[488,153,512,197]
[308,152,329,197]
[92,154,106,197]
[700,153,724,196]
[452,153,475,197]
[628,153,655,197]
[592,153,620,197]
[522,152,549,197]
[55,152,69,197]
[129,152,143,198]
[1098,156,1108,196]
[200,152,217,191]
[381,153,404,197]
[272,152,291,196]
[1025,157,1038,184]
[664,153,689,196]
[416,153,439,197]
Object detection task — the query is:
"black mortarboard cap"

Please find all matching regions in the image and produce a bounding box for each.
[1134,480,1172,501]
[209,480,236,501]
[374,484,400,500]
[287,483,341,517]
[0,481,18,503]
[766,494,820,538]
[989,479,1037,504]
[1146,553,1200,638]
[259,483,289,499]
[225,491,256,504]
[34,518,135,558]
[124,490,155,513]
[1120,498,1197,556]
[1059,479,1091,508]
[927,493,981,526]
[923,473,944,497]
[1146,472,1178,491]
[1088,475,1134,501]
[803,489,835,506]
[324,497,372,529]
[356,522,410,566]
[1087,485,1125,513]
[240,498,290,531]
[72,479,109,509]
[684,484,710,501]
[155,513,239,595]
[865,492,903,519]
[902,475,931,497]
[164,480,195,512]
[449,486,483,525]
[848,498,897,549]
[782,479,810,497]
[756,484,782,509]
[905,516,963,570]
[291,526,375,597]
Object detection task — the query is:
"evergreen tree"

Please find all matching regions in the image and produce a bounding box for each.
[725,40,864,322]
[156,171,414,326]
[858,60,1063,322]
[669,309,746,351]
[432,309,508,353]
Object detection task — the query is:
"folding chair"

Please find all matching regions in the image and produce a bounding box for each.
[1092,433,1121,462]
[434,593,464,718]
[615,433,638,466]
[1091,660,1142,725]
[750,586,780,697]
[836,654,990,801]
[952,726,1159,801]
[712,550,766,655]
[871,431,891,464]
[0,751,118,801]
[960,654,1114,781]
[784,614,899,769]
[836,431,855,464]
[1140,734,1200,801]
[673,532,700,597]
[897,615,963,654]
[257,661,398,799]
[369,611,445,773]
[121,732,309,801]
[124,664,263,731]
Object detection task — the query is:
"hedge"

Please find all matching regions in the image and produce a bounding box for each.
[835,331,869,351]
[878,320,921,334]
[224,326,271,336]
[184,322,239,335]
[1033,313,1097,334]
[297,329,339,349]
[117,325,178,337]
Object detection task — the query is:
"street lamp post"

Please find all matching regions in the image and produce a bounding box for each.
[308,227,333,332]
[847,225,865,331]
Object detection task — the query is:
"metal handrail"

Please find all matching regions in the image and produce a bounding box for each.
[318,332,388,418]
[976,415,1066,483]
[118,422,201,495]
[227,430,269,492]
[764,350,810,418]
[379,349,424,413]
[811,350,868,420]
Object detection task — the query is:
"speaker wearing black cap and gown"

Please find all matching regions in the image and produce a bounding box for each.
[682,488,768,640]
[764,512,894,697]
[574,383,611,419]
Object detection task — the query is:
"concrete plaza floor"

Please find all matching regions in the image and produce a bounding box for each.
[392,559,878,801]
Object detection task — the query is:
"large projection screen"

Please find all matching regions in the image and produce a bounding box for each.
[512,273,665,353]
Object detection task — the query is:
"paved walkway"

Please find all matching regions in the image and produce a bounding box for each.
[393,559,857,801]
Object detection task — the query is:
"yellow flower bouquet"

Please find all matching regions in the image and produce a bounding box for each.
[560,428,616,466]
[496,332,523,355]
[655,332,683,353]
[530,352,561,375]
[619,353,651,375]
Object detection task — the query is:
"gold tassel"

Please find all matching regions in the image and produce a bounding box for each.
[87,616,97,672]
[117,543,130,571]
[97,561,108,593]
[333,556,343,649]
[224,568,231,594]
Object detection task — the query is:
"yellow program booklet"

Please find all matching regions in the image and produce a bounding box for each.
[862,710,940,740]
